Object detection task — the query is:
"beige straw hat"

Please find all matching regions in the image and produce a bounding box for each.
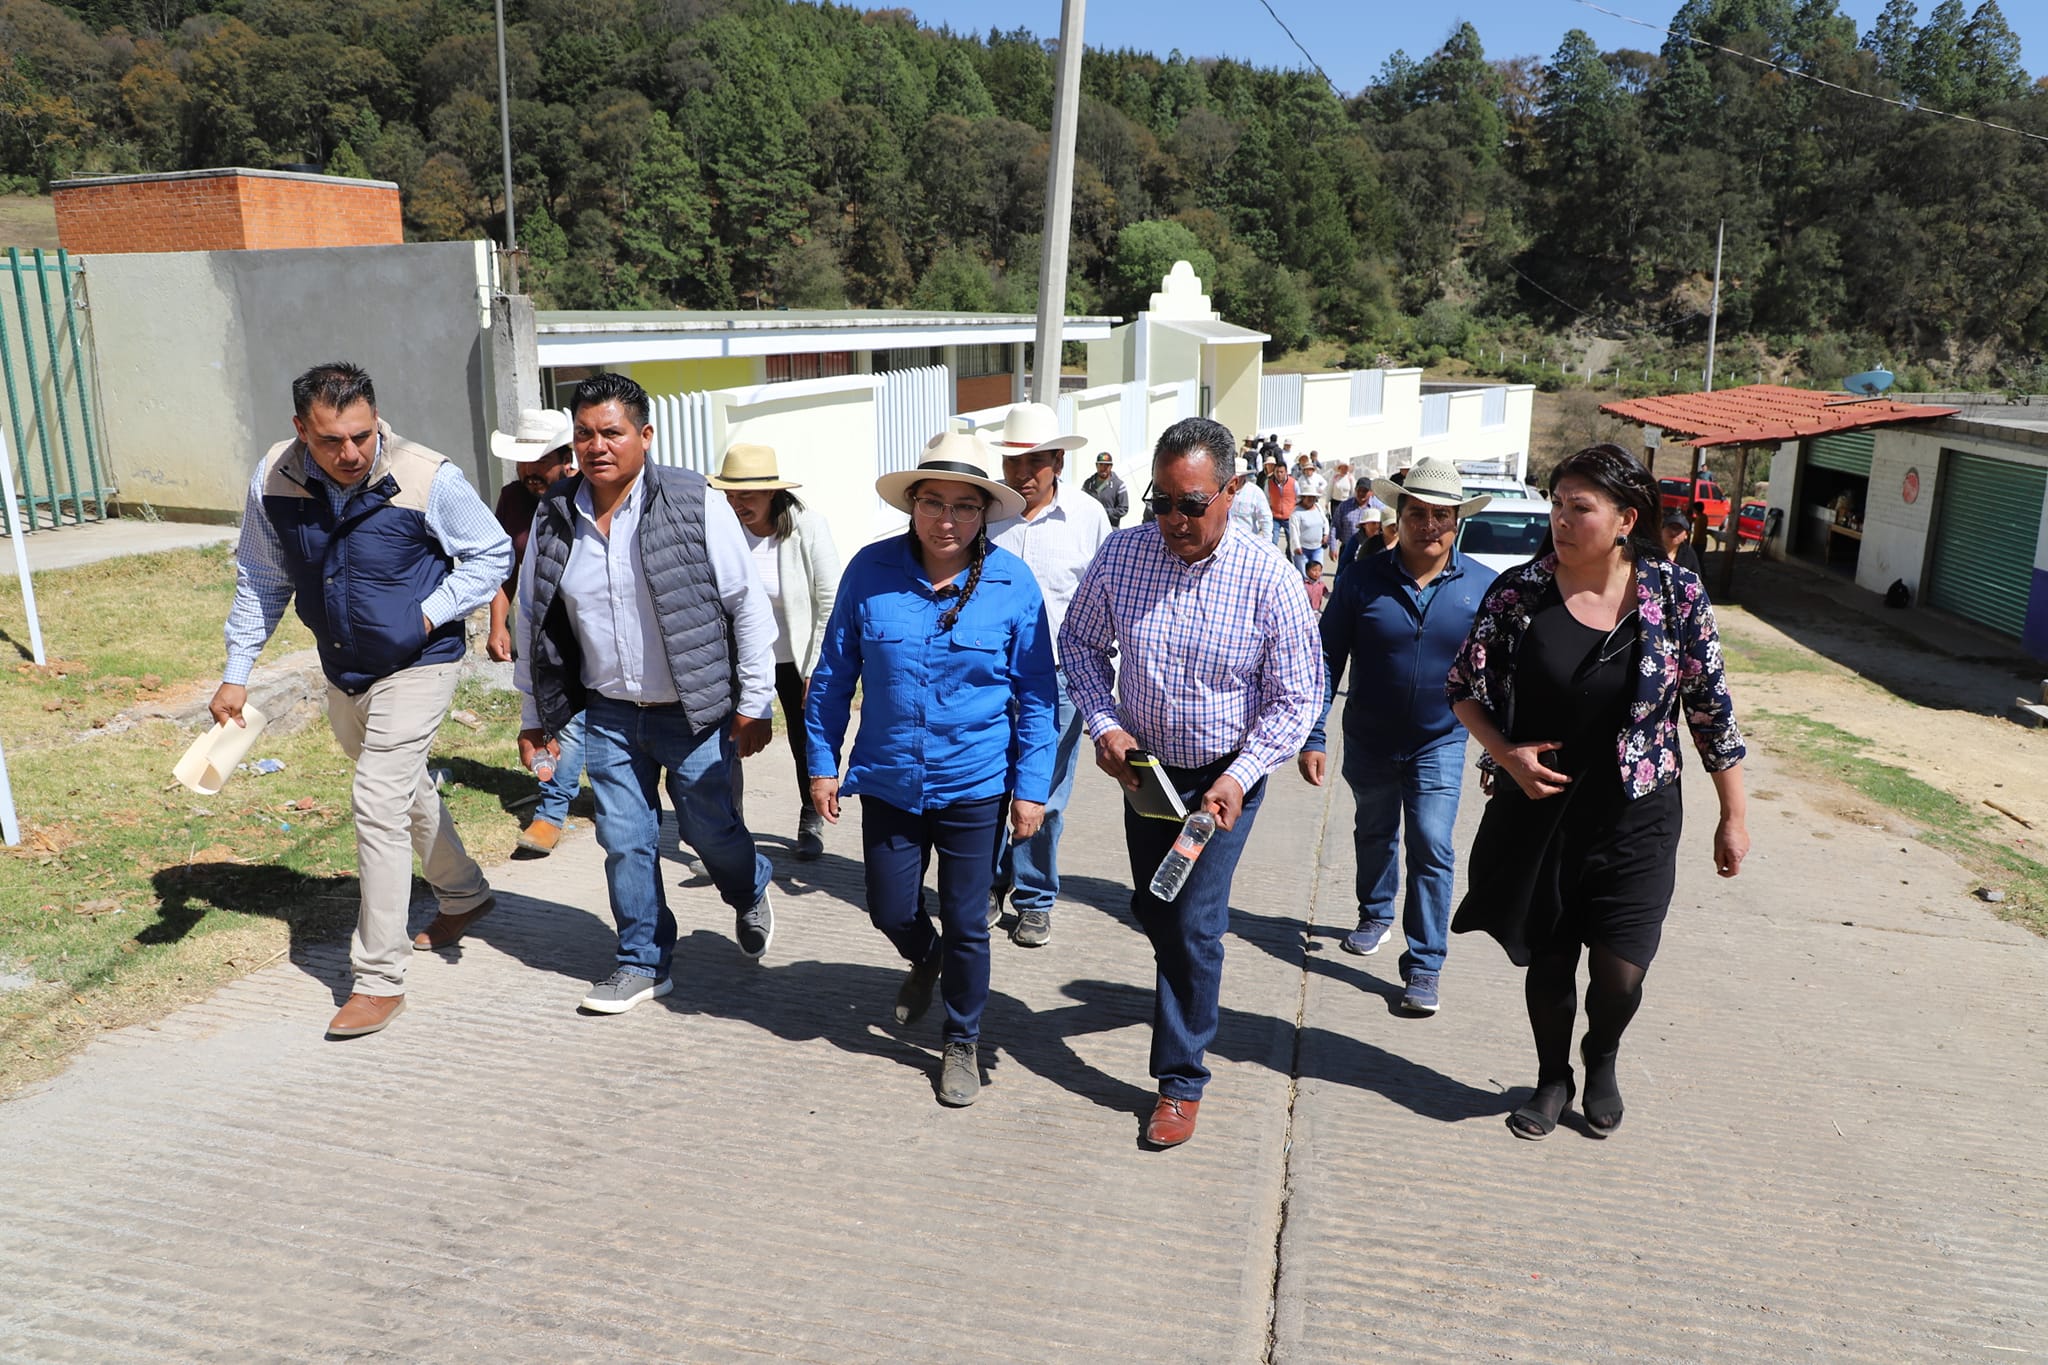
[489,409,573,462]
[1370,456,1492,515]
[988,402,1087,458]
[708,442,800,491]
[875,431,1028,521]
[172,703,270,796]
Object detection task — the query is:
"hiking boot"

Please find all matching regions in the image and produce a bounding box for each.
[795,807,825,861]
[736,888,774,959]
[1010,908,1051,948]
[580,969,672,1014]
[1340,919,1395,956]
[515,819,561,855]
[1400,970,1441,1015]
[938,1041,981,1106]
[894,949,943,1026]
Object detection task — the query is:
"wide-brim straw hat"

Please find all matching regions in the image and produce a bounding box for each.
[987,401,1087,458]
[1371,456,1492,515]
[490,408,573,462]
[708,442,800,491]
[875,431,1028,521]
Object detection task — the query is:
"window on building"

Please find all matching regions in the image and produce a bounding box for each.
[956,344,1011,379]
[764,352,855,383]
[873,347,940,373]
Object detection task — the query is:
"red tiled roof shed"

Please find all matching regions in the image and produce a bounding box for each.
[1600,384,1957,448]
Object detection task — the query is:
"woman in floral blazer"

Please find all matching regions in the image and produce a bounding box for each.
[1444,444,1749,1142]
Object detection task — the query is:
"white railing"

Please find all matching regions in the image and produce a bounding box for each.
[1420,392,1451,438]
[1260,371,1304,429]
[647,390,716,472]
[1349,369,1384,419]
[876,365,949,475]
[1481,386,1507,427]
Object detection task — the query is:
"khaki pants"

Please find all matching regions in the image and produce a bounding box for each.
[325,663,491,996]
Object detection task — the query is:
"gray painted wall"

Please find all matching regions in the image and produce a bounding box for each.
[84,241,494,520]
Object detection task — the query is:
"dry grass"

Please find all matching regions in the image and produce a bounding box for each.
[0,546,533,1096]
[0,196,61,251]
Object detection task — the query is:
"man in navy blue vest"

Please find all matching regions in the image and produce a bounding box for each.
[210,362,511,1039]
[514,372,779,1015]
[1298,457,1496,1018]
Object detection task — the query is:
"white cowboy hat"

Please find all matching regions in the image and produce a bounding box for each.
[1371,457,1492,515]
[987,401,1087,458]
[490,408,573,463]
[708,442,800,491]
[172,703,270,796]
[875,430,1028,521]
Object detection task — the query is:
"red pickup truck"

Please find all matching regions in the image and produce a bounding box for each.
[1658,477,1731,532]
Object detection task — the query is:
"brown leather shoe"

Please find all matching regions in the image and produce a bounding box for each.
[1144,1095,1201,1148]
[411,896,496,951]
[327,993,405,1038]
[515,819,562,854]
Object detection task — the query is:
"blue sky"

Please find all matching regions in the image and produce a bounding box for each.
[884,0,2043,95]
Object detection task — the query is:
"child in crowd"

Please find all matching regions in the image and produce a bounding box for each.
[1303,558,1329,614]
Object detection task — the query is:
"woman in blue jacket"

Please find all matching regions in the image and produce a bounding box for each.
[805,432,1058,1109]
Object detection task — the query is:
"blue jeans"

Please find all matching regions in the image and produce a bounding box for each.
[1123,755,1267,1102]
[861,796,1004,1043]
[1293,545,1324,574]
[532,709,586,828]
[1344,738,1465,978]
[994,673,1080,914]
[583,696,772,978]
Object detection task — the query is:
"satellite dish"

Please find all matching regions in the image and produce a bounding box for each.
[1841,368,1895,396]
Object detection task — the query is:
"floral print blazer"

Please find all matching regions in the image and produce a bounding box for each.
[1444,553,1745,800]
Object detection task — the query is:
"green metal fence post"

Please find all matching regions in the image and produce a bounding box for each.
[32,249,84,525]
[7,249,59,531]
[57,252,105,516]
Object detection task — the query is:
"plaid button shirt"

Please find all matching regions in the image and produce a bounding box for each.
[1059,522,1322,795]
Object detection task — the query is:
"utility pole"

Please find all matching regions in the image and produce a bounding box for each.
[1703,219,1723,394]
[487,0,540,465]
[1031,0,1086,407]
[493,0,519,283]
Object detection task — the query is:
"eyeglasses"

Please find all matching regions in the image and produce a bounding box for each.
[1142,483,1227,519]
[912,497,985,523]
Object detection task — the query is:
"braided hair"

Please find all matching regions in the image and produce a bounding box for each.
[904,479,992,632]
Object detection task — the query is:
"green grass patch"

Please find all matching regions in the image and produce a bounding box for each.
[0,547,533,1094]
[1749,709,2048,934]
[1720,638,1833,675]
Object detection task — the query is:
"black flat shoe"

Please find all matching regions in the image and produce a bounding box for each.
[1506,1074,1575,1141]
[1581,1043,1624,1136]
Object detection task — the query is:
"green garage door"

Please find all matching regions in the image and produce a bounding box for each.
[1926,451,2048,638]
[1806,431,1874,476]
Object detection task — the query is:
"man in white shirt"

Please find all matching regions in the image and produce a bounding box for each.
[984,402,1111,947]
[515,373,779,1013]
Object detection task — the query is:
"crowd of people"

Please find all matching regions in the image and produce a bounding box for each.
[208,361,1748,1150]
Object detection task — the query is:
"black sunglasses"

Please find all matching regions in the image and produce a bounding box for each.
[1142,481,1230,519]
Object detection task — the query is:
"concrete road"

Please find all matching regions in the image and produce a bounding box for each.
[2,695,2043,1362]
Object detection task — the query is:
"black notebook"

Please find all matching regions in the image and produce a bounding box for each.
[1124,750,1190,823]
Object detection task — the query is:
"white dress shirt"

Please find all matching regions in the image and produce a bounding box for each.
[986,476,1111,661]
[515,473,775,727]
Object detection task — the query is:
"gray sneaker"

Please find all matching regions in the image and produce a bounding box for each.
[737,888,774,960]
[938,1041,981,1106]
[581,968,672,1014]
[986,884,1008,930]
[894,949,943,1025]
[795,807,825,861]
[1010,908,1051,947]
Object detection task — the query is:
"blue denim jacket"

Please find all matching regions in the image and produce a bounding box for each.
[806,536,1057,812]
[1304,544,1496,761]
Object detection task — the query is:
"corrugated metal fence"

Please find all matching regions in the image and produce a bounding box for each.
[1,248,108,532]
[876,365,949,474]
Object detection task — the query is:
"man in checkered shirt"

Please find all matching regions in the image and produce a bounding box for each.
[1060,416,1323,1149]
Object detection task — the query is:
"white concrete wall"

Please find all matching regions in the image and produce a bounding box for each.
[710,376,896,561]
[1260,370,1531,480]
[86,241,494,520]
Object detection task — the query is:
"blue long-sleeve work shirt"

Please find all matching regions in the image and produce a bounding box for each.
[805,536,1058,812]
[1304,543,1496,761]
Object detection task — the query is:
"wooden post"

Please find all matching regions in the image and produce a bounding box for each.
[1718,443,1752,601]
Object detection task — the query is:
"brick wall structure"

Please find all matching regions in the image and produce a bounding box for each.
[51,168,403,255]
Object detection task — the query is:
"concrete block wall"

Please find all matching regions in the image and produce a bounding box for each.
[52,169,401,256]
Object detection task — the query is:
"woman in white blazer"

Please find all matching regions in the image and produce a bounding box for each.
[711,443,843,859]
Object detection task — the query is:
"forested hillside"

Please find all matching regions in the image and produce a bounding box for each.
[3,0,2045,385]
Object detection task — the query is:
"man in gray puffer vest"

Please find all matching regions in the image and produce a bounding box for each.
[513,372,779,1013]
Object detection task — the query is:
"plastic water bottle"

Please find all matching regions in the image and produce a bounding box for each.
[529,747,556,784]
[1149,811,1217,902]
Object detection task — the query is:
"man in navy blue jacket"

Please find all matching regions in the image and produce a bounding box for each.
[1298,457,1496,1016]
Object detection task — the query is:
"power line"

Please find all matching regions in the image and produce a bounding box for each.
[1572,0,2048,146]
[1250,0,1342,98]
